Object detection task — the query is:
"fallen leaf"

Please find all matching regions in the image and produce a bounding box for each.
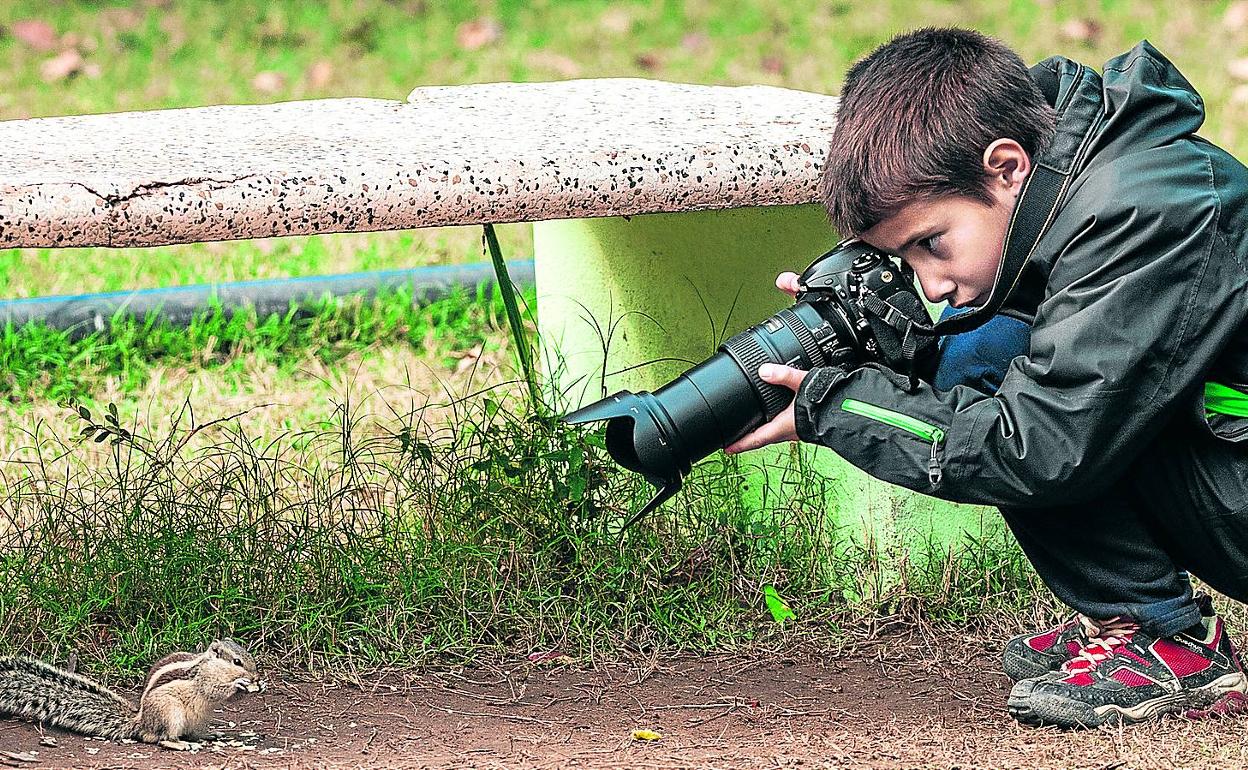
[527,650,577,665]
[1230,58,1248,82]
[630,728,662,741]
[762,583,796,625]
[1059,18,1102,45]
[11,19,57,51]
[1227,1,1248,31]
[634,52,661,72]
[252,70,286,94]
[1,750,39,763]
[38,736,56,747]
[456,17,502,51]
[40,49,83,82]
[306,60,334,89]
[761,54,786,75]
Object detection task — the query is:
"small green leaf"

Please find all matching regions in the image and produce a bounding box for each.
[78,405,91,421]
[762,584,796,625]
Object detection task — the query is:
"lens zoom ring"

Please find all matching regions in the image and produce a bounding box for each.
[723,334,790,420]
[776,307,828,370]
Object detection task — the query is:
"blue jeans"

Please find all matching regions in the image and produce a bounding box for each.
[934,308,1204,636]
[932,306,1031,395]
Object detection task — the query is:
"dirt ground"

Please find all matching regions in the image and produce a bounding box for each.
[3,633,1247,770]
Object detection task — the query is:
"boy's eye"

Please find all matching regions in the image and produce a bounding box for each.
[920,234,942,254]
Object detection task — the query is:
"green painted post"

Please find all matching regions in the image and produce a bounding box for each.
[532,204,996,567]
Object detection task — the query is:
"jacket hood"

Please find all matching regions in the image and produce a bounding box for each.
[925,41,1205,337]
[1078,41,1205,165]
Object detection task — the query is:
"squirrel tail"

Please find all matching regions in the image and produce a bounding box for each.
[0,656,137,740]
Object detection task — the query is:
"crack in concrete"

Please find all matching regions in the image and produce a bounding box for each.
[70,174,262,206]
[41,175,263,248]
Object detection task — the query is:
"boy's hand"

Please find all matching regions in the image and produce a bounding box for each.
[723,364,809,454]
[722,273,805,454]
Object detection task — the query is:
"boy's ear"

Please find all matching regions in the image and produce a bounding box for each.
[982,138,1031,199]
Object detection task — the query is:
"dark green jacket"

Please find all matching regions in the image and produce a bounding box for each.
[794,41,1248,508]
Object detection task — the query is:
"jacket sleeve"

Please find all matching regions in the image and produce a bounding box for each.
[793,174,1244,509]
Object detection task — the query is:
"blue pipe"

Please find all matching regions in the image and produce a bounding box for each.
[0,260,536,332]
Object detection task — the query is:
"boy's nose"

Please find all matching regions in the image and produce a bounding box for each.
[919,276,956,305]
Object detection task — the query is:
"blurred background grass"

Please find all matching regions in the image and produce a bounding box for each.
[2,0,1246,296]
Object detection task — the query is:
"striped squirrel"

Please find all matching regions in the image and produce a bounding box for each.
[0,639,265,750]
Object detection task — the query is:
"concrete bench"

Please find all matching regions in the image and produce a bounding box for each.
[0,78,990,558]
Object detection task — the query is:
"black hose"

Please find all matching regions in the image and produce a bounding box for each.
[0,260,535,331]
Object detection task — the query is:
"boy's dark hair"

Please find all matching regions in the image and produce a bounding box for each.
[821,28,1057,235]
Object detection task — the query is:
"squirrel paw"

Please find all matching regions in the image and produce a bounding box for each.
[235,677,267,693]
[158,739,201,752]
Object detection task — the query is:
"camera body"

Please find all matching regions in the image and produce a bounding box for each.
[564,239,937,524]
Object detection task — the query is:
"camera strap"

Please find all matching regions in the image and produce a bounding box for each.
[859,289,939,371]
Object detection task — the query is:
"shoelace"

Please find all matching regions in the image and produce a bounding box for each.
[1060,614,1140,674]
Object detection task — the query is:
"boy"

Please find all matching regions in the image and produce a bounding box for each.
[725,28,1248,727]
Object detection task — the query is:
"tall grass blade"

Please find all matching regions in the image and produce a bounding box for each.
[483,224,541,412]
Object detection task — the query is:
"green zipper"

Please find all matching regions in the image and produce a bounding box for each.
[841,398,946,484]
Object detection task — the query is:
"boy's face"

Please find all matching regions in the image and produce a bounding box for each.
[859,193,1011,308]
[858,138,1030,309]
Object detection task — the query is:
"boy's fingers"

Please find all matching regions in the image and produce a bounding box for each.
[758,364,806,391]
[727,423,782,454]
[776,272,801,296]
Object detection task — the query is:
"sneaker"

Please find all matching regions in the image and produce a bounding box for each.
[1007,612,1248,728]
[1003,615,1087,682]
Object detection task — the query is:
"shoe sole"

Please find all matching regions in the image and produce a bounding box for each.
[1008,671,1248,728]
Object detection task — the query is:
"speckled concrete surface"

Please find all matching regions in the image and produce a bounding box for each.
[0,80,839,248]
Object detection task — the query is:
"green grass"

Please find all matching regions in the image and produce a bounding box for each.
[4,0,1247,672]
[0,282,526,404]
[0,365,1058,675]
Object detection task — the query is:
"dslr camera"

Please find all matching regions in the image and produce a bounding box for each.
[564,238,939,522]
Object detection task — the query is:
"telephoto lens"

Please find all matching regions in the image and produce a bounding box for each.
[564,239,934,524]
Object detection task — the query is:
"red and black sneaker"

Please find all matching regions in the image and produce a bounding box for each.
[1007,612,1248,728]
[1003,615,1087,682]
